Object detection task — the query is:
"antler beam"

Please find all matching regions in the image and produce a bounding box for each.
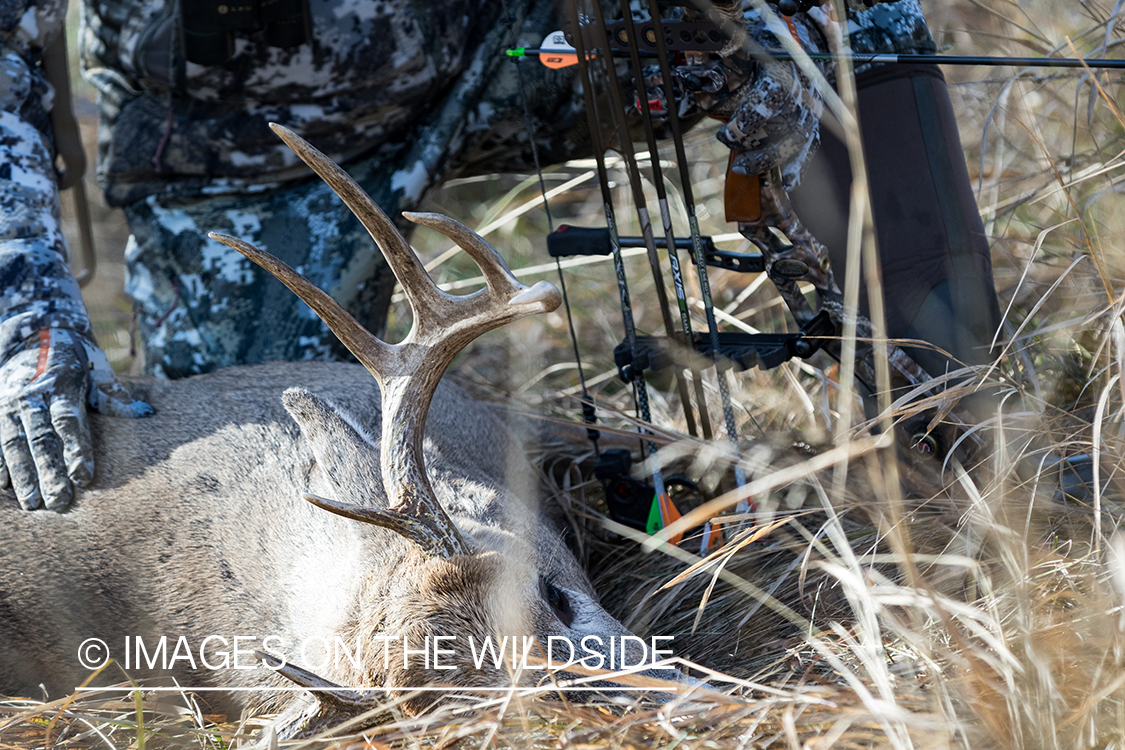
[210,124,561,558]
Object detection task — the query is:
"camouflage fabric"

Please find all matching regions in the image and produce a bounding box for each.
[0,0,87,361]
[643,7,832,190]
[105,0,591,377]
[79,0,587,207]
[645,1,934,190]
[1,2,152,512]
[716,10,832,190]
[846,1,936,58]
[0,0,64,58]
[817,0,936,76]
[122,158,403,378]
[6,0,590,379]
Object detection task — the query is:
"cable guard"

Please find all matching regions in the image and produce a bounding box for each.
[613,309,835,383]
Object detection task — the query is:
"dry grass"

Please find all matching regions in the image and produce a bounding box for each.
[12,0,1125,747]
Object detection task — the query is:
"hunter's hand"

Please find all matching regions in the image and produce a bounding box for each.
[642,8,832,191]
[0,328,153,510]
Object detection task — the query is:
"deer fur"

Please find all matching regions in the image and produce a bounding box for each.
[0,126,684,739]
[0,365,665,732]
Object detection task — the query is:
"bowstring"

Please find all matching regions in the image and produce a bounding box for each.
[563,0,672,514]
[500,2,602,453]
[584,0,704,442]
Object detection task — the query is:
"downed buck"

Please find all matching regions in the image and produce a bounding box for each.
[0,125,683,739]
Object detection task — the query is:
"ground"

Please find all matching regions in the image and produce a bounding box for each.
[11,1,1125,748]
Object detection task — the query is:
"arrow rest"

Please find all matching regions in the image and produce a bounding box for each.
[546,224,809,276]
[613,309,836,385]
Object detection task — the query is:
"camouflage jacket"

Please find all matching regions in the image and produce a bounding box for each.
[0,0,934,366]
[841,0,936,72]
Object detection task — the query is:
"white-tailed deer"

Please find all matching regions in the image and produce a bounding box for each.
[0,125,683,739]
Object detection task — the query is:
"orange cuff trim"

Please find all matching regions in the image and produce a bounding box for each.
[782,15,801,43]
[32,329,51,382]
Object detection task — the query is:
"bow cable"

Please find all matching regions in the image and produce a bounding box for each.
[601,0,752,548]
[583,0,703,442]
[614,5,715,444]
[643,1,751,519]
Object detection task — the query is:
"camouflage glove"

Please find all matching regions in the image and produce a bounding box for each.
[643,8,832,190]
[0,328,153,511]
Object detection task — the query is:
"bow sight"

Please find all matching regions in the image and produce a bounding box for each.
[563,16,728,56]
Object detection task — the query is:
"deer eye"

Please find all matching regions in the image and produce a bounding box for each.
[540,576,574,628]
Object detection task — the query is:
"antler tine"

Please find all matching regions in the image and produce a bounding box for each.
[214,224,473,557]
[209,232,391,379]
[268,123,441,320]
[399,211,563,344]
[403,212,524,298]
[214,127,562,561]
[303,492,466,558]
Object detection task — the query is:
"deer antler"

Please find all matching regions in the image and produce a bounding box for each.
[210,124,561,559]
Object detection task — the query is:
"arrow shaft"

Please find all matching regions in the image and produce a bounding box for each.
[510,47,1125,70]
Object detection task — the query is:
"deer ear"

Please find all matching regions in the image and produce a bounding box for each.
[282,388,383,500]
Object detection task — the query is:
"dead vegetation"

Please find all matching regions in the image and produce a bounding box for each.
[8,0,1125,747]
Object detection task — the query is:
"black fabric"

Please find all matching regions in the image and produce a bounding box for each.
[789,63,1002,375]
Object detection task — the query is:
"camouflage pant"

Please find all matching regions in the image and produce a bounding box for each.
[123,152,405,379]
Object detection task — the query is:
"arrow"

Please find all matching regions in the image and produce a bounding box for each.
[506,30,594,69]
[506,46,1125,70]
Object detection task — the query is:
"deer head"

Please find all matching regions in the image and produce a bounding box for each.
[209,126,678,735]
[213,124,560,559]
